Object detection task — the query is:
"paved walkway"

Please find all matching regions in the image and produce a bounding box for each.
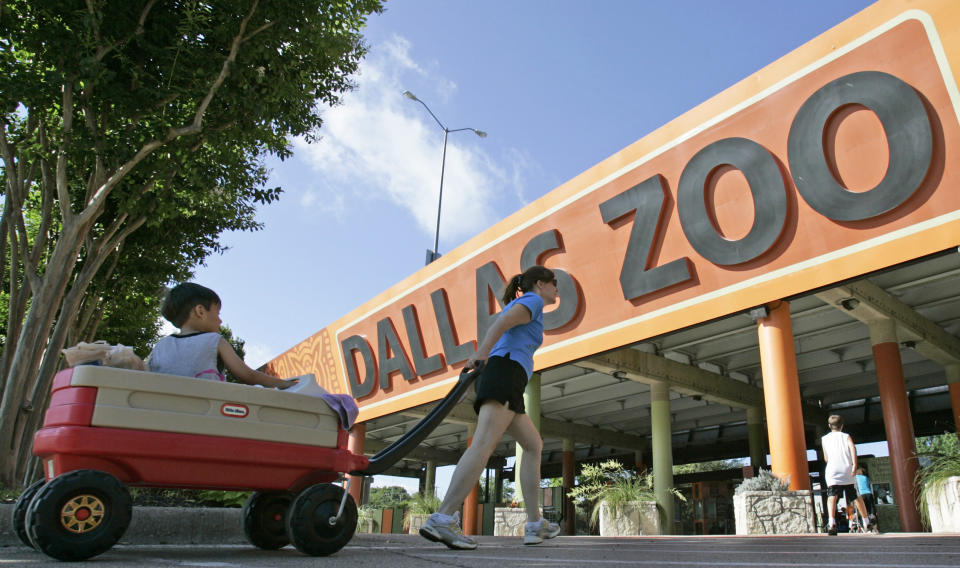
[4,533,960,567]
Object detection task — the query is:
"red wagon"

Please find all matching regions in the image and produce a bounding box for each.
[12,364,477,561]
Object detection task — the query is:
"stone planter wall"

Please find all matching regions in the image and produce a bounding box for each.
[405,513,430,534]
[494,507,527,536]
[924,476,960,533]
[734,490,815,535]
[598,500,661,536]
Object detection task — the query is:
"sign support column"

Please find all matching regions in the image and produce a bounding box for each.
[756,301,810,490]
[747,406,766,471]
[869,319,922,532]
[347,424,366,505]
[464,423,479,535]
[650,380,675,534]
[562,437,575,535]
[947,364,960,440]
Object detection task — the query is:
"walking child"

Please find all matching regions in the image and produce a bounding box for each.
[822,414,872,535]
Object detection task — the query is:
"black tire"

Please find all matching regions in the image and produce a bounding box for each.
[12,479,45,549]
[243,491,293,550]
[286,483,357,556]
[25,470,132,562]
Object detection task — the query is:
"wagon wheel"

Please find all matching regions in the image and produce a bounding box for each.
[285,483,357,556]
[243,491,293,550]
[12,479,46,548]
[25,470,132,561]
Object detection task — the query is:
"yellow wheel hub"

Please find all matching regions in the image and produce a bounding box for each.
[60,494,105,534]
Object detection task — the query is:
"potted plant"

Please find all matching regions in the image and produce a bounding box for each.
[733,470,814,535]
[403,492,441,534]
[916,441,960,533]
[567,460,683,536]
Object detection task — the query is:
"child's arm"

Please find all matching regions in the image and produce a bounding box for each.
[217,337,296,389]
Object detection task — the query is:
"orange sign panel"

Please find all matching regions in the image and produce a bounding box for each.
[266,0,960,421]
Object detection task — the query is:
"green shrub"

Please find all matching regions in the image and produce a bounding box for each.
[405,492,442,515]
[734,469,790,495]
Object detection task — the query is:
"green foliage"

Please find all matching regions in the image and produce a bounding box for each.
[367,485,410,510]
[478,473,514,504]
[734,469,791,495]
[196,490,250,508]
[567,460,684,526]
[915,432,960,526]
[218,324,245,383]
[356,505,375,526]
[128,487,247,507]
[0,0,384,486]
[674,458,746,475]
[0,483,20,503]
[405,491,441,515]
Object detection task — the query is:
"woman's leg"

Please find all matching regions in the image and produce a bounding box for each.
[507,412,544,522]
[437,400,516,516]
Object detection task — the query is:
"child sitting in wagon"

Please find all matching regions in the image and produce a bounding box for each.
[148,283,295,390]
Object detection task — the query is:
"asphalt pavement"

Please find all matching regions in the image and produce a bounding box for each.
[4,533,960,567]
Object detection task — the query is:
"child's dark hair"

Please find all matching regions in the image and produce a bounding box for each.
[161,283,221,327]
[502,265,555,305]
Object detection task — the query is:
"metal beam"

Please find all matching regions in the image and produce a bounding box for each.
[816,279,960,366]
[577,348,828,425]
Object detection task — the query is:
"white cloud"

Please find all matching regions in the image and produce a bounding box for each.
[293,34,510,246]
[244,342,275,370]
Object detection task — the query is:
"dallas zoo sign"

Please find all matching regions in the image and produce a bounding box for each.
[265,7,960,420]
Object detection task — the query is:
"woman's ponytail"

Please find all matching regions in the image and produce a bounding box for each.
[500,265,555,305]
[501,273,524,306]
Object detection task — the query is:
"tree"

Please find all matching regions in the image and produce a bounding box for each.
[0,0,383,488]
[368,486,411,510]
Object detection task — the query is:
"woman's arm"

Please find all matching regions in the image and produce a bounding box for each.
[465,302,532,369]
[217,337,296,389]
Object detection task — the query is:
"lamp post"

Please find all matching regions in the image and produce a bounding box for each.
[403,90,486,265]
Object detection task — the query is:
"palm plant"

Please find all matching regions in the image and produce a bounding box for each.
[567,460,684,526]
[915,433,960,527]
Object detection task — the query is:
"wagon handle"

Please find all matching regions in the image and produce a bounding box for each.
[351,363,483,476]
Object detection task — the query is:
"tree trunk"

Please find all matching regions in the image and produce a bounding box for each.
[0,221,85,487]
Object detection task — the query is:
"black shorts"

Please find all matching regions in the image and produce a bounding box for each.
[827,484,858,502]
[473,355,527,415]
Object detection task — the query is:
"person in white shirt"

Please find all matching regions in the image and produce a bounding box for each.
[821,414,872,534]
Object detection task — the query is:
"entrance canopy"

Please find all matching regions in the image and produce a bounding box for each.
[266,0,960,475]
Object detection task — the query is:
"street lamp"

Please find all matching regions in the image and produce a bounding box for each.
[403,90,487,265]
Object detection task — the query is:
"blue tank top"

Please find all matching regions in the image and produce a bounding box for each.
[489,292,544,379]
[856,474,872,495]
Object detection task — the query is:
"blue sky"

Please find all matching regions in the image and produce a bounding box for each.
[189,0,878,494]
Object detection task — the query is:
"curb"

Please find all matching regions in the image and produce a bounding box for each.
[1,503,246,546]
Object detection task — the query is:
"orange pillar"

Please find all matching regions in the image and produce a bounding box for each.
[347,423,366,505]
[463,425,479,535]
[562,438,576,535]
[869,320,922,532]
[756,301,810,490]
[947,364,960,441]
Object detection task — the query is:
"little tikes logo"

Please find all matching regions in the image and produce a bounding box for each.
[220,403,249,418]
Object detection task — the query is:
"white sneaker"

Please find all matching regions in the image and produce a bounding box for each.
[419,511,477,550]
[524,518,561,545]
